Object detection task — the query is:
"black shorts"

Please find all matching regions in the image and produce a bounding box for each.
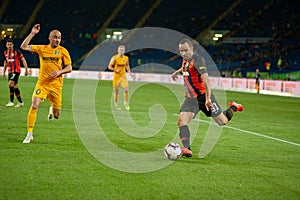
[8,73,20,84]
[180,93,222,117]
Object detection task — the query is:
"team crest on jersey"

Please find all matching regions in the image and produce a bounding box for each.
[183,61,190,76]
[35,89,41,95]
[55,50,60,55]
[184,62,190,68]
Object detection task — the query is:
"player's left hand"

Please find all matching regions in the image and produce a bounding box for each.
[50,70,61,78]
[129,73,135,79]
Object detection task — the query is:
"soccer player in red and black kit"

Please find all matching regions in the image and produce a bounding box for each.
[171,38,244,157]
[3,38,29,107]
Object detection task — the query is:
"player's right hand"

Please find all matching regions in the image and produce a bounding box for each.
[31,24,40,35]
[171,71,178,81]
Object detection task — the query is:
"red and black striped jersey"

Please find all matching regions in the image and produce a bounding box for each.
[3,49,24,73]
[182,55,207,98]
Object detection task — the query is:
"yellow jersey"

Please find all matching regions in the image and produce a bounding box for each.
[32,44,71,87]
[109,54,129,78]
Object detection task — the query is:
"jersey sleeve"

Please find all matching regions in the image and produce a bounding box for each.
[16,49,24,59]
[194,55,207,74]
[31,45,42,54]
[109,55,116,67]
[62,47,72,66]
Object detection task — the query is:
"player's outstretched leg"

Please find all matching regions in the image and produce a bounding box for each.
[229,101,244,112]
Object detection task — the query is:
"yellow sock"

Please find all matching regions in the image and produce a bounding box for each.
[27,107,38,132]
[124,92,128,103]
[114,92,118,104]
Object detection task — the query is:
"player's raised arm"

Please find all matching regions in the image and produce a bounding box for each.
[21,24,40,52]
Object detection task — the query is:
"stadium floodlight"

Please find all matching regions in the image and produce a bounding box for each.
[214,33,223,38]
[113,31,122,35]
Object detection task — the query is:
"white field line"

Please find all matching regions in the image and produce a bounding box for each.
[70,108,300,147]
[193,117,300,147]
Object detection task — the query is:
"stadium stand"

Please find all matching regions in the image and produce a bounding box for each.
[0,0,299,77]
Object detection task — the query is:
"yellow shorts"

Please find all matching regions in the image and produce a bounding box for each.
[113,76,128,89]
[33,84,62,109]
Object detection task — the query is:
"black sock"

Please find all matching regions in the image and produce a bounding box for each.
[223,108,234,121]
[9,87,14,102]
[179,125,191,149]
[14,88,22,103]
[230,105,237,112]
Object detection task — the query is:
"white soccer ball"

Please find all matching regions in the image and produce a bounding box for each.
[164,142,182,161]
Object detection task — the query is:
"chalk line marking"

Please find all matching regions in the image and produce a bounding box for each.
[194,117,300,147]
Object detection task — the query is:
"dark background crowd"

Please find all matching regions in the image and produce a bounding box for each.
[0,0,299,79]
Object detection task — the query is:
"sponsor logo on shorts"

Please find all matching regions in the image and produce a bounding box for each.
[211,102,219,113]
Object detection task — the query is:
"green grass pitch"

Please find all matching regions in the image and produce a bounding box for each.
[0,76,299,199]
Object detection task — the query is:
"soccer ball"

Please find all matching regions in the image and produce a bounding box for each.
[164,142,182,161]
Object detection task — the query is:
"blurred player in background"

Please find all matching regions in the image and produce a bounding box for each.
[171,38,244,158]
[3,38,29,107]
[255,68,260,94]
[108,45,135,110]
[20,24,72,143]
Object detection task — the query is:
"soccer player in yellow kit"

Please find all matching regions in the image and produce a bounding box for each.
[21,24,72,143]
[108,45,135,110]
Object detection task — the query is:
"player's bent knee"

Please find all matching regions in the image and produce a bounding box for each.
[213,115,228,126]
[31,104,39,109]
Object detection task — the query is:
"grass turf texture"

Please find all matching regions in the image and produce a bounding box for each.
[0,77,299,199]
